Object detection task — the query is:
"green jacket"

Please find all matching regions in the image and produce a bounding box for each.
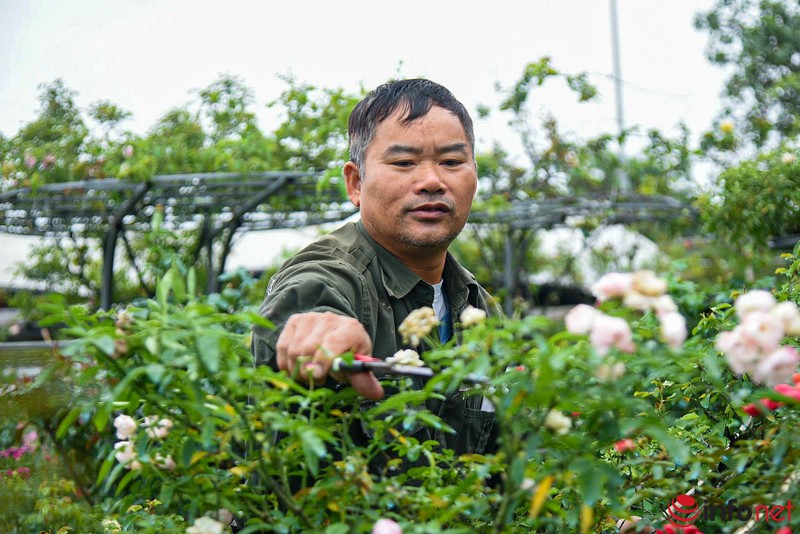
[252,221,499,468]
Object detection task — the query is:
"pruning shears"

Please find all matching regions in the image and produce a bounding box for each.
[331,353,490,385]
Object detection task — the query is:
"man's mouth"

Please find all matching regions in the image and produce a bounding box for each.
[409,202,452,214]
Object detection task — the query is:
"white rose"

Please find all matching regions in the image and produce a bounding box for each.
[385,349,424,367]
[782,152,796,164]
[145,417,173,440]
[544,409,572,435]
[459,305,487,327]
[186,516,226,534]
[398,307,438,346]
[217,508,234,525]
[372,518,403,534]
[595,361,626,382]
[735,290,776,318]
[632,270,668,297]
[114,440,137,466]
[113,414,137,440]
[622,292,655,312]
[155,453,176,471]
[771,301,800,336]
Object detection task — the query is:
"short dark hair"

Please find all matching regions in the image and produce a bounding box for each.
[347,79,475,173]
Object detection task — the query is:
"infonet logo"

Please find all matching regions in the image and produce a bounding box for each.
[666,494,702,525]
[665,494,793,526]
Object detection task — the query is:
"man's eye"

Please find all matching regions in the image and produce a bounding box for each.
[442,159,464,167]
[391,161,414,167]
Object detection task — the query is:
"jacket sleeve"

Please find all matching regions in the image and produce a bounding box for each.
[251,257,371,369]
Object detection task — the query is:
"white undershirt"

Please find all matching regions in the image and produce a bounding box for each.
[433,280,494,412]
[432,280,447,321]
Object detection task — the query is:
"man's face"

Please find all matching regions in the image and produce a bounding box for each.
[344,105,478,256]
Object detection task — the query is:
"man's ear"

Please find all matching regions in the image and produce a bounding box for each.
[343,161,362,207]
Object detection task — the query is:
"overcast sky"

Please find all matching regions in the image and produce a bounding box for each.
[0,0,730,284]
[0,0,728,157]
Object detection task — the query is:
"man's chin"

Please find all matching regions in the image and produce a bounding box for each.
[397,230,460,250]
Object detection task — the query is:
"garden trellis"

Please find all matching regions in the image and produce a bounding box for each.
[0,172,357,309]
[468,195,697,313]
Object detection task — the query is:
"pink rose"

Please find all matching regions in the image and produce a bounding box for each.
[653,295,678,315]
[754,346,800,386]
[614,438,636,453]
[739,311,784,353]
[22,431,38,450]
[564,304,597,334]
[591,272,633,301]
[659,312,687,348]
[41,153,56,169]
[590,314,635,355]
[716,329,760,375]
[774,383,800,401]
[372,518,403,534]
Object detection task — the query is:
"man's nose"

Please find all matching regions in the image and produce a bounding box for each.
[413,164,446,194]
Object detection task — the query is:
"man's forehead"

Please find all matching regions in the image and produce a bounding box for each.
[375,106,468,140]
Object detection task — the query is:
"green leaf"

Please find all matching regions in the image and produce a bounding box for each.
[94,454,115,488]
[157,274,169,307]
[93,402,112,432]
[115,466,138,496]
[648,426,689,464]
[145,336,159,355]
[145,363,165,383]
[56,405,83,439]
[169,266,186,302]
[196,332,221,373]
[300,428,327,476]
[574,457,604,505]
[159,481,175,507]
[91,335,116,357]
[324,524,350,534]
[187,267,197,297]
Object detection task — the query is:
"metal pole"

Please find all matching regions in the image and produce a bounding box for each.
[503,231,514,316]
[609,0,630,193]
[100,181,151,310]
[610,0,625,136]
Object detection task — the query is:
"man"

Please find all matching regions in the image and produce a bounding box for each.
[252,79,498,463]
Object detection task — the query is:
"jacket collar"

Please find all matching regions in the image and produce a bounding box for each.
[356,220,480,307]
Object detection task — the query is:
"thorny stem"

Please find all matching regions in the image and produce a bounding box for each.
[197,358,314,529]
[42,422,95,507]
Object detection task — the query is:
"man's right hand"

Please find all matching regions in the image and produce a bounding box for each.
[275,311,384,400]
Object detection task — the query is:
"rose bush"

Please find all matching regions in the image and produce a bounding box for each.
[2,250,800,532]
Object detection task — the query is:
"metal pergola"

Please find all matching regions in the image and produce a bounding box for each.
[0,172,357,309]
[468,194,697,313]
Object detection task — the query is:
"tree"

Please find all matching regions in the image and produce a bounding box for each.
[3,75,362,306]
[696,0,800,147]
[454,59,696,309]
